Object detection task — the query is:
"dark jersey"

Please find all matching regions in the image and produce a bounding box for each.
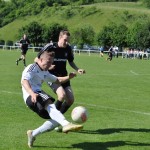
[48,42,74,77]
[20,38,30,50]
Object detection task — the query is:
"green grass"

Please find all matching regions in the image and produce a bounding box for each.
[0,49,150,150]
[1,2,150,41]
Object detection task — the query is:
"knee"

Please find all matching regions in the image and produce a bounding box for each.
[57,91,66,101]
[66,99,74,106]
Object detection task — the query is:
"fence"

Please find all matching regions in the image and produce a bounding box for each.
[1,45,150,60]
[74,49,150,60]
[0,45,42,52]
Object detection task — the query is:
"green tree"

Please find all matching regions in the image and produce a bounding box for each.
[0,39,5,45]
[78,0,94,5]
[126,21,150,49]
[43,23,68,43]
[0,0,6,8]
[137,22,150,49]
[19,21,44,46]
[97,23,127,50]
[142,0,150,8]
[110,24,128,51]
[72,25,95,48]
[97,24,114,49]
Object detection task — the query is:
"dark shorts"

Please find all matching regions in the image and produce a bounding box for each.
[109,52,113,57]
[61,81,70,88]
[21,48,28,55]
[48,80,71,92]
[26,91,55,119]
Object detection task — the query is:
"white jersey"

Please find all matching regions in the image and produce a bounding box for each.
[21,63,57,103]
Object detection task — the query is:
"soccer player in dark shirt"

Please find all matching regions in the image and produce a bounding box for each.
[47,30,86,114]
[16,34,30,67]
[106,46,113,61]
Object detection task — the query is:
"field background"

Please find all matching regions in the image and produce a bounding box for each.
[1,2,150,41]
[0,49,149,150]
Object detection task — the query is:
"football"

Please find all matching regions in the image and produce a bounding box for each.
[71,106,88,123]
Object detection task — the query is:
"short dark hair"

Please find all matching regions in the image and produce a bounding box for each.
[37,43,55,58]
[40,50,55,58]
[59,30,70,37]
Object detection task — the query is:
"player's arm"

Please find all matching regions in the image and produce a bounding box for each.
[21,79,38,103]
[19,40,23,48]
[55,72,76,84]
[69,61,86,74]
[27,39,30,45]
[20,42,22,48]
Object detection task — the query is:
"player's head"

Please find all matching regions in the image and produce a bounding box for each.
[37,43,55,59]
[37,50,55,71]
[58,30,70,47]
[23,34,27,39]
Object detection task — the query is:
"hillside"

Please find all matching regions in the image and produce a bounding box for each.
[0,2,150,42]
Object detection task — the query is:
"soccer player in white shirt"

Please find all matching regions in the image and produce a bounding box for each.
[21,49,83,148]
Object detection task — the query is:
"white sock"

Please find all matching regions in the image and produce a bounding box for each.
[46,104,69,126]
[32,120,59,137]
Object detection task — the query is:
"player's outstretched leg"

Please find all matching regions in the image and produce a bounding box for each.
[27,130,36,148]
[46,104,83,133]
[62,123,83,133]
[16,60,19,65]
[16,58,22,66]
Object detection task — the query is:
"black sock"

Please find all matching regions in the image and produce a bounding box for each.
[60,102,71,114]
[55,100,63,110]
[17,58,22,61]
[23,59,26,66]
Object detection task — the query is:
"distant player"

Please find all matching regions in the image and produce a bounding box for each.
[16,34,30,67]
[106,46,113,61]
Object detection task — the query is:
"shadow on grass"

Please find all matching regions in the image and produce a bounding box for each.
[78,128,150,135]
[32,128,150,149]
[33,141,150,150]
[72,141,150,150]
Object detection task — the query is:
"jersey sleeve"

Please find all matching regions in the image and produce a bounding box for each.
[67,45,74,62]
[44,73,57,83]
[19,39,23,44]
[27,39,30,44]
[22,65,34,81]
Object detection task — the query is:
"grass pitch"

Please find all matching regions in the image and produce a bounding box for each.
[0,49,150,150]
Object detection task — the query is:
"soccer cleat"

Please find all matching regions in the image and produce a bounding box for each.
[62,123,83,133]
[27,130,36,148]
[16,60,18,65]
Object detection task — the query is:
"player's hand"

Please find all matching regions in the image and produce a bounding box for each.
[69,72,77,79]
[31,93,39,103]
[78,69,86,74]
[49,65,55,70]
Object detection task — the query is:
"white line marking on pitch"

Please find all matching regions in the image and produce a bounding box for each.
[130,70,139,75]
[1,90,150,116]
[0,90,21,95]
[76,102,150,116]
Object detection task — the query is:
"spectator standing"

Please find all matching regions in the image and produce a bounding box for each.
[99,46,104,57]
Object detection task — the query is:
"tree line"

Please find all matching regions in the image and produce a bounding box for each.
[6,20,149,51]
[1,0,150,50]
